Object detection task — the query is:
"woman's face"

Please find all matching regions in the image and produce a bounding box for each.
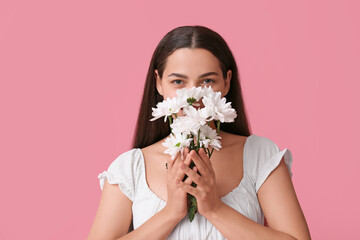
[155,48,232,100]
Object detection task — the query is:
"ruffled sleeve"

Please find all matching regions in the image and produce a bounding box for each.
[97,149,142,202]
[246,135,293,193]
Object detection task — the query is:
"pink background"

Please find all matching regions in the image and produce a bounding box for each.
[1,0,359,239]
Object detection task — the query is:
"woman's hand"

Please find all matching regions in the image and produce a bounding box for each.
[177,148,223,219]
[163,148,194,221]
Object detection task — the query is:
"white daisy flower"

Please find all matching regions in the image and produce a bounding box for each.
[202,91,237,123]
[182,105,209,126]
[199,124,222,151]
[202,85,215,97]
[176,86,205,106]
[150,96,188,122]
[162,132,193,160]
[170,115,201,137]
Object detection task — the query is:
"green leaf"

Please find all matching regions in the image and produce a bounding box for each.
[190,196,197,207]
[188,206,198,222]
[189,210,195,222]
[175,142,181,147]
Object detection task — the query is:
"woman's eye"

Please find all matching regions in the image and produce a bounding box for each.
[171,80,183,85]
[203,79,214,84]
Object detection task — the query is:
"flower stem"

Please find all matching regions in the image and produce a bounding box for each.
[209,148,214,158]
[216,120,220,134]
[190,134,194,149]
[197,129,200,150]
[168,116,173,132]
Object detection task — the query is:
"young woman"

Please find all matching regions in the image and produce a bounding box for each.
[87,25,311,240]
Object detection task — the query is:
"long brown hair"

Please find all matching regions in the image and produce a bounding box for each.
[132,25,252,149]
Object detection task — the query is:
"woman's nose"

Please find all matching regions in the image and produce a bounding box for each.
[187,82,200,89]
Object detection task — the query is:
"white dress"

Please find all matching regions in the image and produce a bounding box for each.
[98,134,293,240]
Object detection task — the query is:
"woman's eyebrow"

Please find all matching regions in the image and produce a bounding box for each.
[167,72,218,79]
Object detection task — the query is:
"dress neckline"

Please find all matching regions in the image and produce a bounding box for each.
[137,134,254,203]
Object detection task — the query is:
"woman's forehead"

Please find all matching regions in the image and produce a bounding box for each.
[164,48,222,76]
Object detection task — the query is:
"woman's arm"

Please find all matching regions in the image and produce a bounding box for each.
[179,149,311,240]
[115,204,182,240]
[87,179,133,239]
[87,179,181,240]
[206,159,310,240]
[87,149,193,240]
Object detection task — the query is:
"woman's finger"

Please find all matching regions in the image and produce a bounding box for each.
[189,150,210,176]
[167,151,179,172]
[179,180,200,198]
[198,148,213,173]
[183,147,190,160]
[180,161,202,185]
[171,153,184,177]
[184,149,192,166]
[183,172,193,185]
[175,153,191,182]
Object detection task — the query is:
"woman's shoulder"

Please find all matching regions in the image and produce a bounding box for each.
[243,134,293,192]
[101,148,144,181]
[112,148,143,165]
[243,134,285,166]
[245,134,281,154]
[97,148,144,201]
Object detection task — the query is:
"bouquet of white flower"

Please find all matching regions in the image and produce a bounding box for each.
[150,86,237,222]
